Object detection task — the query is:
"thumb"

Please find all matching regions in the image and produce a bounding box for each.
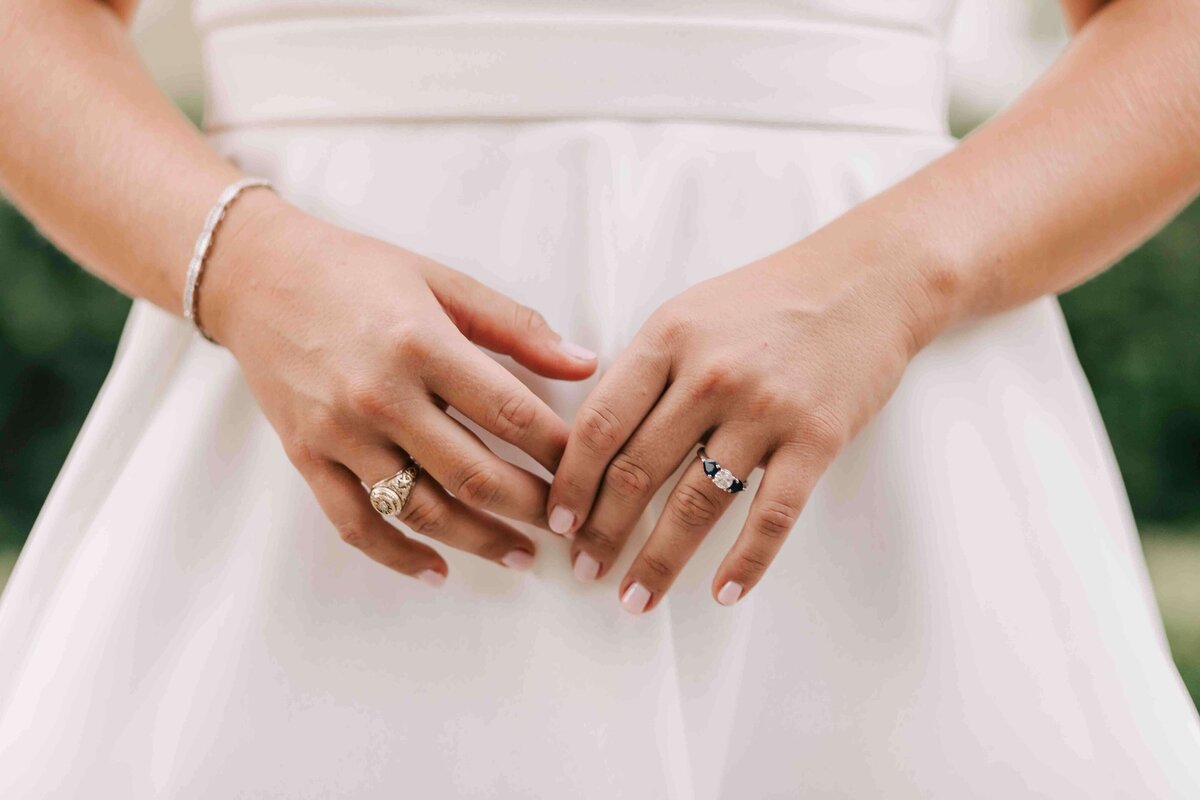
[425,266,598,380]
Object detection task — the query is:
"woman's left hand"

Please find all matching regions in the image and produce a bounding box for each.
[546,234,951,613]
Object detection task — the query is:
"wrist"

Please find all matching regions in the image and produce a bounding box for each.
[841,205,968,357]
[197,189,305,349]
[776,212,966,359]
[877,228,965,357]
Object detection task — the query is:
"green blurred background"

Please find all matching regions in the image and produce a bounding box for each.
[0,0,1197,709]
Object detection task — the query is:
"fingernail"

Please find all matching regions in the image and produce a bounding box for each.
[502,550,534,571]
[418,569,446,588]
[621,582,651,614]
[549,505,575,535]
[716,581,744,607]
[557,339,596,361]
[573,551,600,582]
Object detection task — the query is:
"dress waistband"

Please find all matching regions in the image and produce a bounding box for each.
[200,15,949,135]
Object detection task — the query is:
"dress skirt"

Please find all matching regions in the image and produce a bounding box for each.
[0,8,1198,798]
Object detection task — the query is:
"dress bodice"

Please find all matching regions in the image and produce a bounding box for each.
[193,0,959,39]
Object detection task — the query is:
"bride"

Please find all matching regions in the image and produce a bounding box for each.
[0,0,1198,795]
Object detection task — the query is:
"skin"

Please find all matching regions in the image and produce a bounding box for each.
[0,1,1196,602]
[546,0,1200,613]
[0,0,600,584]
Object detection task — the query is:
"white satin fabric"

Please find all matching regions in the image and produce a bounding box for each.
[1,2,1198,797]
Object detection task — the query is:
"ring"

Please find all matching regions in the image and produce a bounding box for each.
[369,462,421,516]
[697,446,748,493]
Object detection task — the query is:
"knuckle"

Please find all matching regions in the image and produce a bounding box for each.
[391,323,432,364]
[733,549,772,576]
[377,542,418,574]
[345,382,392,421]
[604,453,654,502]
[490,393,538,439]
[335,519,373,550]
[284,437,324,472]
[668,483,721,529]
[578,525,621,555]
[400,493,448,537]
[754,499,801,541]
[512,303,549,334]
[552,469,592,500]
[575,403,623,455]
[747,386,789,418]
[478,536,516,562]
[690,359,746,400]
[795,406,846,459]
[450,461,505,508]
[380,554,416,576]
[775,442,824,483]
[299,404,341,443]
[637,552,675,581]
[645,308,689,348]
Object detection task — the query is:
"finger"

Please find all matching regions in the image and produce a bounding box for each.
[546,337,672,537]
[428,337,572,473]
[400,479,539,571]
[568,384,712,582]
[712,441,824,606]
[422,263,598,380]
[345,444,537,572]
[382,401,554,528]
[618,428,766,615]
[298,457,447,585]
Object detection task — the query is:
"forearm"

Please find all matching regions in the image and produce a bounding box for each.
[816,0,1200,340]
[0,0,260,315]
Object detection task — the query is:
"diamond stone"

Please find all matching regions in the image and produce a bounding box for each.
[713,468,735,491]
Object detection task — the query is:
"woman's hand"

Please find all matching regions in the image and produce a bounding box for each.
[546,232,949,612]
[203,194,598,584]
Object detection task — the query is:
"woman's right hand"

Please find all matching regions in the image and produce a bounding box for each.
[200,192,598,585]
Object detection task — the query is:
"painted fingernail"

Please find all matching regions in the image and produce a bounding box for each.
[573,551,600,582]
[549,505,575,535]
[717,581,744,607]
[502,550,534,571]
[557,339,597,361]
[621,582,651,615]
[418,569,446,588]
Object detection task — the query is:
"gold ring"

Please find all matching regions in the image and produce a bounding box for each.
[369,462,421,517]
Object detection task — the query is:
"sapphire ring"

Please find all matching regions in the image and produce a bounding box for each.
[697,446,748,494]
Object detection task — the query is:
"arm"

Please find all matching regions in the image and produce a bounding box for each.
[0,0,243,312]
[870,0,1200,333]
[546,0,1200,612]
[0,0,599,582]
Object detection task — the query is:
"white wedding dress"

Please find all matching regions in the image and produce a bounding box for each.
[1,1,1198,797]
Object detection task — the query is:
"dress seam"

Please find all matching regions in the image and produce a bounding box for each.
[203,114,953,141]
[193,10,943,41]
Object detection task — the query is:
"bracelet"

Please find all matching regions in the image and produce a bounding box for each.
[183,177,274,343]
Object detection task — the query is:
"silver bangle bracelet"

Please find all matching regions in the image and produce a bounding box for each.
[183,177,274,343]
